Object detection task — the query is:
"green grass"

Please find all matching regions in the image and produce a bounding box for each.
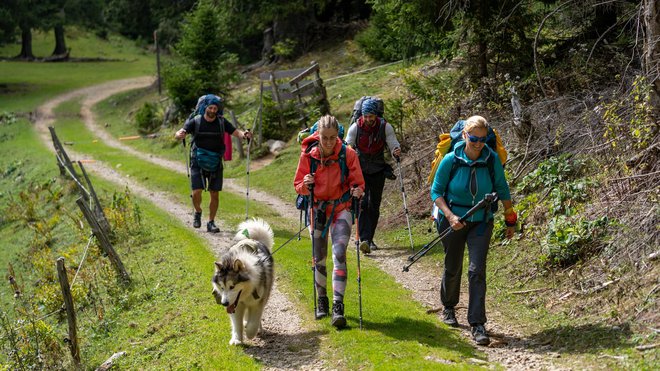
[0,29,154,113]
[47,83,485,368]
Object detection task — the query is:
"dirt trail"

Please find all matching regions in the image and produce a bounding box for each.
[35,77,566,370]
[33,78,323,370]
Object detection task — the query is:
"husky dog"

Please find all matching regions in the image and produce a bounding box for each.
[212,218,274,345]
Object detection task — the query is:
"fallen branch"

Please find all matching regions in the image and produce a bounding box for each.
[509,287,551,295]
[96,351,126,370]
[635,343,659,351]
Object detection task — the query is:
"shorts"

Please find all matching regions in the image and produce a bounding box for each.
[190,156,224,191]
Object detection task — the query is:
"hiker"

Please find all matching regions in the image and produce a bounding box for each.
[174,95,252,233]
[345,97,401,253]
[294,115,365,328]
[430,115,517,346]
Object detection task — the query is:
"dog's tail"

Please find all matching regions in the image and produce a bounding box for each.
[234,218,274,250]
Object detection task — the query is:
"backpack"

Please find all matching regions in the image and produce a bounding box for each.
[295,135,351,238]
[349,96,385,125]
[296,120,345,144]
[427,119,507,185]
[189,94,233,161]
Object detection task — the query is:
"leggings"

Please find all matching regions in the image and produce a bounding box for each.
[311,209,352,302]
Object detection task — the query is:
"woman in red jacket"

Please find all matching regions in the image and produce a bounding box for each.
[294,115,365,329]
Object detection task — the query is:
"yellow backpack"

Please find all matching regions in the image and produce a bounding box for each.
[427,120,507,184]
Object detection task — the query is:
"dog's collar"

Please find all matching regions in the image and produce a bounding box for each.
[252,289,260,300]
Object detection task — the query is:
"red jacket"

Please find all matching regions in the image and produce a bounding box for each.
[294,133,365,219]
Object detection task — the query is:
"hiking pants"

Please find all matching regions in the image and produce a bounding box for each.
[358,171,386,243]
[311,209,352,303]
[437,218,494,326]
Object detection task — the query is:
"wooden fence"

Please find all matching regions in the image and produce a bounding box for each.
[259,61,331,128]
[4,126,134,367]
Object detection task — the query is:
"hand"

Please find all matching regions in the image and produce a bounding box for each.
[447,214,465,231]
[350,187,363,198]
[303,173,315,189]
[393,147,401,159]
[505,226,515,239]
[175,129,186,140]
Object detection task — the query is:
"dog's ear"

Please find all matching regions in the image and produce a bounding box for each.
[214,261,223,271]
[233,259,245,272]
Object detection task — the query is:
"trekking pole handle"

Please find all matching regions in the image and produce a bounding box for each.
[402,192,498,272]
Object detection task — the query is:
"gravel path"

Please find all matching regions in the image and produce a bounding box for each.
[34,77,569,370]
[32,78,323,370]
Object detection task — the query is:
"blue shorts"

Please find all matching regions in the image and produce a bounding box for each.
[190,156,223,191]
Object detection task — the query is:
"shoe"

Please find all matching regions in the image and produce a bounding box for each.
[193,212,202,228]
[369,241,379,251]
[442,307,459,327]
[471,324,490,346]
[207,220,220,233]
[359,240,371,254]
[315,296,329,319]
[331,301,346,329]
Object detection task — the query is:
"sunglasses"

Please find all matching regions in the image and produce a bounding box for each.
[467,134,488,143]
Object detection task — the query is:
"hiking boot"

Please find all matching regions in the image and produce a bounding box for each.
[442,307,459,327]
[207,220,220,233]
[359,240,371,254]
[331,301,346,329]
[471,324,490,346]
[369,241,379,251]
[193,212,202,228]
[315,296,329,319]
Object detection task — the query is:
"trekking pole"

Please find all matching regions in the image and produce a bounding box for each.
[309,180,318,319]
[352,186,364,330]
[245,129,252,220]
[395,156,415,252]
[259,223,309,263]
[402,192,498,272]
[182,138,194,214]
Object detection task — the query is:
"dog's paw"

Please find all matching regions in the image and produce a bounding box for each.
[229,337,243,346]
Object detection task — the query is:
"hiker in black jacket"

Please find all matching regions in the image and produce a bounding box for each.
[174,95,251,233]
[345,98,401,254]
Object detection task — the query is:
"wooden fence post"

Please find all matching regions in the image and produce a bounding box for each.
[76,161,111,235]
[76,198,131,284]
[56,257,81,368]
[48,126,79,179]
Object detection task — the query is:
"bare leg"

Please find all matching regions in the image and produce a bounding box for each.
[192,189,203,213]
[209,191,219,221]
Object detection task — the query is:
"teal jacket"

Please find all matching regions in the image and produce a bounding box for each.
[430,141,511,222]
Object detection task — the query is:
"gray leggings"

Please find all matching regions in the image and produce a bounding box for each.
[311,209,352,302]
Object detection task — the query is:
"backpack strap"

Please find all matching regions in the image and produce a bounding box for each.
[445,154,497,210]
[305,141,351,238]
[191,115,225,152]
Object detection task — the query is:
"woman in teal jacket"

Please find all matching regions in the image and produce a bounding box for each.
[430,115,517,346]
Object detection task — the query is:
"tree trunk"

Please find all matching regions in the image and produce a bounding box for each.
[17,26,34,60]
[52,24,67,56]
[261,26,275,64]
[643,0,660,112]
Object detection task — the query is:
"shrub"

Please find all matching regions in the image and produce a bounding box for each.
[518,154,586,193]
[134,102,161,135]
[539,216,609,268]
